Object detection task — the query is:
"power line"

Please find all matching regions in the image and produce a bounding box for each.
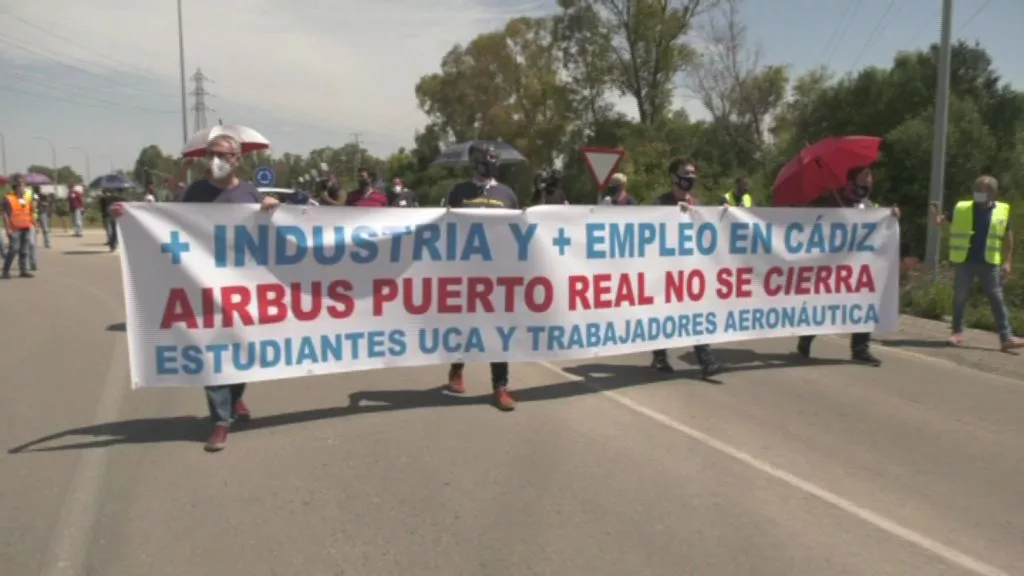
[958,0,994,33]
[847,0,901,74]
[0,10,173,94]
[821,0,856,63]
[824,0,863,67]
[4,69,177,114]
[0,32,174,99]
[0,83,174,114]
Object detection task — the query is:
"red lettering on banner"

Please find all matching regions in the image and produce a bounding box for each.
[567,273,653,310]
[159,280,355,329]
[715,267,754,300]
[371,276,552,316]
[664,270,706,303]
[762,264,875,297]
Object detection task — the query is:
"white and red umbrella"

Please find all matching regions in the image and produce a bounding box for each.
[181,124,270,158]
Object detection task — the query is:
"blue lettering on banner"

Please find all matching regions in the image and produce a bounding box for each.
[155,330,408,375]
[212,222,497,268]
[728,222,773,255]
[526,312,719,352]
[508,223,537,261]
[585,222,718,259]
[783,217,878,255]
[723,303,879,333]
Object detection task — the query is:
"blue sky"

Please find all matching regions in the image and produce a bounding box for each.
[0,0,1018,180]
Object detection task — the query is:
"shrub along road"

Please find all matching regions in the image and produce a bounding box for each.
[2,231,1022,576]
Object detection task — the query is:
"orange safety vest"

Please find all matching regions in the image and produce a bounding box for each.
[6,193,33,230]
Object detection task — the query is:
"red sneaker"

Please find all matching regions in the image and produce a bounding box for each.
[447,367,465,394]
[204,424,229,452]
[493,387,516,411]
[233,399,251,422]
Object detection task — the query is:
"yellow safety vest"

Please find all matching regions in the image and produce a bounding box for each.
[724,191,753,207]
[949,200,1010,265]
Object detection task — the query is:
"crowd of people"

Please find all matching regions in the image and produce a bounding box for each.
[6,134,1020,452]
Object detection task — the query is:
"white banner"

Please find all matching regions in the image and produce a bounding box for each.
[117,204,900,388]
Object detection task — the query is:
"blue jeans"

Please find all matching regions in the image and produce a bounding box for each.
[952,261,1014,341]
[39,213,51,248]
[73,209,83,236]
[205,384,246,425]
[27,226,36,269]
[3,229,31,274]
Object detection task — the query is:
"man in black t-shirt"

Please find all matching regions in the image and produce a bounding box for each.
[390,177,418,207]
[651,158,722,381]
[530,170,568,205]
[444,142,518,411]
[98,189,125,251]
[796,167,899,366]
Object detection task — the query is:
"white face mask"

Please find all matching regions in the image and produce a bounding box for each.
[209,157,233,179]
[973,192,989,202]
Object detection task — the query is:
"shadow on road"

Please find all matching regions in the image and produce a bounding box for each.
[677,346,849,372]
[106,322,126,332]
[62,250,111,256]
[8,364,710,453]
[875,337,992,352]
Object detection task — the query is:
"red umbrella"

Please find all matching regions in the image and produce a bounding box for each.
[0,175,8,187]
[771,136,882,207]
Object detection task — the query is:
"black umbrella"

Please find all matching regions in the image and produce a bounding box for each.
[89,173,136,190]
[431,140,527,167]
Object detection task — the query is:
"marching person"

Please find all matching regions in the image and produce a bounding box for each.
[99,189,126,252]
[344,168,389,207]
[443,142,519,411]
[110,133,280,452]
[2,174,37,279]
[600,173,636,205]
[931,175,1024,350]
[722,176,753,207]
[68,184,85,236]
[389,177,418,207]
[651,158,722,380]
[531,169,568,205]
[797,166,899,365]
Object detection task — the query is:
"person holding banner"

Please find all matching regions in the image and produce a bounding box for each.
[443,141,519,411]
[111,133,281,451]
[796,166,899,366]
[344,168,390,207]
[651,158,722,380]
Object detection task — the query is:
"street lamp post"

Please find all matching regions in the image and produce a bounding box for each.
[33,136,57,188]
[68,146,92,184]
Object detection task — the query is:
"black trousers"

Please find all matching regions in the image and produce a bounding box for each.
[653,344,714,366]
[800,333,871,354]
[450,362,508,390]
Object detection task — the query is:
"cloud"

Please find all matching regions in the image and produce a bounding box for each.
[0,0,553,157]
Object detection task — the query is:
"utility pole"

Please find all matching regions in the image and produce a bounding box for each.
[0,130,6,175]
[190,68,210,132]
[177,0,188,145]
[924,0,954,277]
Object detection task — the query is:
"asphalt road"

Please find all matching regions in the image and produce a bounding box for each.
[2,230,1023,576]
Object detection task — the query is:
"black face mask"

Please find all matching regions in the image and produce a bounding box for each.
[606,184,622,196]
[358,177,371,189]
[737,184,749,194]
[851,185,870,199]
[675,175,696,191]
[476,160,498,179]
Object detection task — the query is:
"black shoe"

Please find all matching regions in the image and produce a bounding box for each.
[650,356,674,373]
[19,271,33,278]
[796,338,811,359]
[1,272,10,280]
[851,351,881,366]
[701,361,723,381]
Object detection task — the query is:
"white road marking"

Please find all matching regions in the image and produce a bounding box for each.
[537,360,1012,576]
[39,274,129,576]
